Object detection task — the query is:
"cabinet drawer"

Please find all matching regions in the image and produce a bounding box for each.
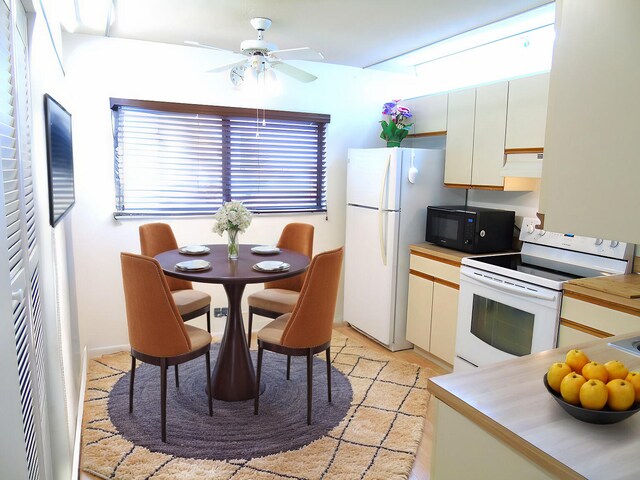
[409,255,460,285]
[561,295,640,336]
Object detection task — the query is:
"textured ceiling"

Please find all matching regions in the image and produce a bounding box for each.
[71,0,553,68]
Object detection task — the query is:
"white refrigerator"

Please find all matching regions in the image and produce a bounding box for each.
[344,148,463,351]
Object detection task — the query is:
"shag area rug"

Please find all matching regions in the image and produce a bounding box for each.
[82,332,435,479]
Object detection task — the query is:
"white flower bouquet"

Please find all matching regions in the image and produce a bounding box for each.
[213,201,252,258]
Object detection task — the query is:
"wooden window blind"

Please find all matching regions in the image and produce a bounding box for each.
[111,99,330,217]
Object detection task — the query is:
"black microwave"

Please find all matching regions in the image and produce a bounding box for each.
[426,206,515,253]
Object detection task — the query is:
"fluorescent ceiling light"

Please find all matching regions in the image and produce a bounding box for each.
[373,3,555,71]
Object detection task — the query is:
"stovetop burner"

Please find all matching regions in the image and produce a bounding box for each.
[470,252,606,283]
[461,217,633,291]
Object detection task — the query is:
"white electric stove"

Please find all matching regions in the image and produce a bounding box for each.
[454,217,634,372]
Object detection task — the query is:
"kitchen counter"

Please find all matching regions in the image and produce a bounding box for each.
[564,278,640,318]
[409,242,475,265]
[427,331,640,479]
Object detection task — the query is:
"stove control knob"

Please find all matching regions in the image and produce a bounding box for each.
[526,223,535,234]
[610,240,619,248]
[538,230,546,237]
[595,238,603,246]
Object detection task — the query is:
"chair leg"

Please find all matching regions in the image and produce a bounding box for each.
[129,355,136,413]
[286,355,291,380]
[326,347,332,403]
[307,349,313,425]
[205,351,212,416]
[174,364,179,388]
[247,307,254,349]
[160,359,167,442]
[206,309,211,333]
[254,345,263,415]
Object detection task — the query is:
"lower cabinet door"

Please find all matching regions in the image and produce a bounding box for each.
[406,272,434,352]
[429,282,459,365]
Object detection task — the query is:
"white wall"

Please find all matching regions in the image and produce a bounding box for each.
[27,2,79,478]
[61,33,406,355]
[406,135,541,228]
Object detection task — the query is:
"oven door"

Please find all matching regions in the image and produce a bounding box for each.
[455,266,561,370]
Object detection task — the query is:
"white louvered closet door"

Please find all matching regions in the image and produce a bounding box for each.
[0,0,46,478]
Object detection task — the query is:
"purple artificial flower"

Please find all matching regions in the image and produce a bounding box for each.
[382,102,397,116]
[396,105,412,118]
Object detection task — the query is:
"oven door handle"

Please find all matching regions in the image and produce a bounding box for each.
[460,272,557,301]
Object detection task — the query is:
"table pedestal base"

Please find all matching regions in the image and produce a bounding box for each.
[210,283,258,401]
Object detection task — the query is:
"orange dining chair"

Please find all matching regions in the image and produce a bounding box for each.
[246,223,314,354]
[254,247,343,425]
[139,223,212,333]
[120,252,212,443]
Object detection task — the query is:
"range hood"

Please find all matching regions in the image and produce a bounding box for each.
[501,152,544,178]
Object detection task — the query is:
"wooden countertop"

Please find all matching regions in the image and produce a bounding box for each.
[564,278,640,317]
[409,242,476,265]
[428,331,640,480]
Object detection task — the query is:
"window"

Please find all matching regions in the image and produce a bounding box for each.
[111,99,330,217]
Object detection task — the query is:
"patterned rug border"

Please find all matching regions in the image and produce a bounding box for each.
[81,331,438,480]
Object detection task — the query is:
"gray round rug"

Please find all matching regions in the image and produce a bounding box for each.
[108,344,353,460]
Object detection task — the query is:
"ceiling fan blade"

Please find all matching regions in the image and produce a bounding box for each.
[270,61,317,83]
[270,47,324,61]
[184,40,227,51]
[207,60,248,73]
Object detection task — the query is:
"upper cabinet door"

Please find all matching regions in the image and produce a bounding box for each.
[444,89,475,185]
[505,73,550,150]
[412,93,448,134]
[471,81,508,187]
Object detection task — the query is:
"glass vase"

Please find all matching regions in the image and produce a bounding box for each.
[227,229,239,259]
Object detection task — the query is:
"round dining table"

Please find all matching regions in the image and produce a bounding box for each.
[155,244,310,401]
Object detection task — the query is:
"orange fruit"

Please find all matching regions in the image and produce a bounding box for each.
[560,372,586,405]
[582,361,609,383]
[565,349,589,374]
[624,371,640,403]
[606,379,636,411]
[604,360,629,381]
[579,379,608,410]
[547,362,572,393]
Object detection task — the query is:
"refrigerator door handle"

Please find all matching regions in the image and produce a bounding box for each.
[378,154,391,266]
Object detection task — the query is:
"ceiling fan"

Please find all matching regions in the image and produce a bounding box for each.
[186,17,324,84]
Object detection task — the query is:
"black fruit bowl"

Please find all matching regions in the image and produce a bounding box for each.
[543,374,640,424]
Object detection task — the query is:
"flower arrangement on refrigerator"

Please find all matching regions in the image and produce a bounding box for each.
[379,99,413,147]
[213,201,252,258]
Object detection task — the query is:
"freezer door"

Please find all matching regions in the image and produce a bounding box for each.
[344,204,399,346]
[347,148,402,210]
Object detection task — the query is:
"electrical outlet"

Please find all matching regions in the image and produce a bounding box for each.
[213,308,229,318]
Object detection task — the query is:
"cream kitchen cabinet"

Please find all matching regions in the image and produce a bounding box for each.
[505,73,549,151]
[406,92,448,135]
[406,250,460,365]
[557,290,640,347]
[444,82,508,189]
[539,1,640,245]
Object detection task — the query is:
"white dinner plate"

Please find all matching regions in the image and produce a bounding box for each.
[175,259,211,272]
[251,245,281,255]
[178,245,210,255]
[252,261,290,272]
